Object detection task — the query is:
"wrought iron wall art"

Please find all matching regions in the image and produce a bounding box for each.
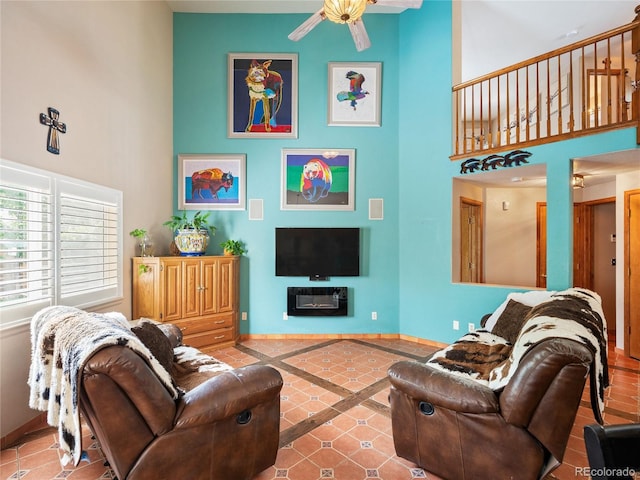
[460,150,532,174]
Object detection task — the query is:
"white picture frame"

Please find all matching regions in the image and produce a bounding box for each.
[328,62,381,127]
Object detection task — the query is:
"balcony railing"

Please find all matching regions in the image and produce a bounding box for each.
[451,6,640,160]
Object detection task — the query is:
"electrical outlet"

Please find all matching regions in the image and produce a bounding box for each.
[371,311,377,320]
[468,322,475,332]
[241,312,247,321]
[453,320,460,330]
[283,312,288,320]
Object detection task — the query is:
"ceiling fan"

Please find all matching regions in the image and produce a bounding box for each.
[288,0,423,52]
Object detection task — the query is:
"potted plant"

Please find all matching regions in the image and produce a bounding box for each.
[129,228,153,257]
[163,211,215,256]
[220,239,246,256]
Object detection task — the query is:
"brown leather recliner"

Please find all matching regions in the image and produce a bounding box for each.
[80,344,283,480]
[388,338,593,480]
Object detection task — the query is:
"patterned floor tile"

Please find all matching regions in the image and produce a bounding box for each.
[2,337,637,480]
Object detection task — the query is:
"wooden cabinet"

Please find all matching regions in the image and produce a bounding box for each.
[132,256,239,350]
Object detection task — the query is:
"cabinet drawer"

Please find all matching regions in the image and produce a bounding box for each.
[172,313,234,336]
[184,327,234,349]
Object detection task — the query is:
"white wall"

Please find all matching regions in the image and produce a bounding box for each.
[484,186,546,287]
[0,0,173,438]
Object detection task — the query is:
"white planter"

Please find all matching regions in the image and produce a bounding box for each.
[174,228,209,256]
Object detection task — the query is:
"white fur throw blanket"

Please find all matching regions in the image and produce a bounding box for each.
[428,288,608,423]
[28,306,179,466]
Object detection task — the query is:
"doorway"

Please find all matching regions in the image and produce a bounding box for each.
[625,189,640,360]
[460,197,483,283]
[573,199,616,329]
[591,201,616,332]
[537,199,616,325]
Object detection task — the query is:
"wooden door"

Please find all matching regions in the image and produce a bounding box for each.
[536,203,547,288]
[460,198,483,283]
[161,258,183,322]
[573,203,593,289]
[201,258,218,316]
[592,202,616,330]
[625,189,640,359]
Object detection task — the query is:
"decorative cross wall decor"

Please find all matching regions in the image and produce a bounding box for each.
[39,107,67,154]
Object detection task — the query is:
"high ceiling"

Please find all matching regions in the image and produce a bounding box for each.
[167,0,639,81]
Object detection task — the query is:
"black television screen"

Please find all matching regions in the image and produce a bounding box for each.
[275,228,360,279]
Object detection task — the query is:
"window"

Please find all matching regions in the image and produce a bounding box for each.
[0,159,123,329]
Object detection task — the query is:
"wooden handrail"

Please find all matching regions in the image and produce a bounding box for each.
[454,21,639,91]
[451,7,640,160]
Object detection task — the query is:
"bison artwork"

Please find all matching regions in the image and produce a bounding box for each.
[191,168,234,200]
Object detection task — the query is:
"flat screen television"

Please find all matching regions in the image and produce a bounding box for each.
[275,227,360,280]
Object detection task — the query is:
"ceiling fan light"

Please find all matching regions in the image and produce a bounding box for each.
[323,0,367,24]
[288,9,325,41]
[348,18,371,51]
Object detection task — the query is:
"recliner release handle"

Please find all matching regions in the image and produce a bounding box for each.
[419,402,435,416]
[237,410,252,425]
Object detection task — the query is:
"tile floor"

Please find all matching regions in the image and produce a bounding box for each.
[1,336,638,480]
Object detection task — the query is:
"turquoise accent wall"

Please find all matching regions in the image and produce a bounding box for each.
[174,12,403,335]
[173,5,637,342]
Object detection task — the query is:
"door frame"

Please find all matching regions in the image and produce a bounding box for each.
[536,202,547,288]
[624,189,640,358]
[460,196,484,283]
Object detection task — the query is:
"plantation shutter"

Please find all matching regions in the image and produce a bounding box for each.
[58,180,121,307]
[0,165,54,325]
[0,160,123,329]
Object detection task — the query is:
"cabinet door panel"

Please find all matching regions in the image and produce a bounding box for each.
[218,258,237,313]
[132,258,160,320]
[201,259,218,316]
[162,260,183,322]
[183,261,200,318]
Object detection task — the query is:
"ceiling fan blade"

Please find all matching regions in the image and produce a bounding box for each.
[288,9,325,41]
[368,0,423,8]
[348,19,371,52]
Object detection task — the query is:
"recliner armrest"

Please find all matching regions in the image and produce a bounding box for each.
[174,365,283,429]
[500,338,592,426]
[388,361,499,413]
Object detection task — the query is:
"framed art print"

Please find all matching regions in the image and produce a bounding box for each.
[328,62,381,127]
[281,149,355,211]
[228,53,298,138]
[178,154,246,210]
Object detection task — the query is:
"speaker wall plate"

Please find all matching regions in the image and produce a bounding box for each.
[369,198,384,220]
[248,199,264,220]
